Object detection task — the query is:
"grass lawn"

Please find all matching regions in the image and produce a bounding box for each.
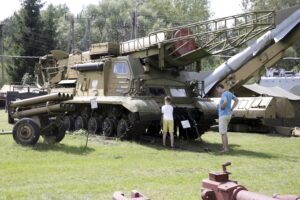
[0,109,299,200]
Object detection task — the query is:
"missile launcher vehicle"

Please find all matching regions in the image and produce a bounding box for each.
[7,11,276,145]
[199,6,300,135]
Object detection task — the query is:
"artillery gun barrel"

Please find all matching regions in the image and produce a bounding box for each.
[11,103,72,118]
[71,62,105,72]
[10,93,73,108]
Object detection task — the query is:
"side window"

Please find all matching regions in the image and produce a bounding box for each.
[113,62,128,74]
[149,88,166,97]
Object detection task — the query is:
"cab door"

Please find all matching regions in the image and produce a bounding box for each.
[107,61,131,96]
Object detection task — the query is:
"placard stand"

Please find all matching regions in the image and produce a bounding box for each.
[181,120,191,139]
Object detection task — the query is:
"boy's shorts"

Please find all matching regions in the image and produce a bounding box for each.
[219,115,232,135]
[163,120,174,133]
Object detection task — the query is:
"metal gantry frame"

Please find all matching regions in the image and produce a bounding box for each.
[120,11,275,68]
[153,11,275,55]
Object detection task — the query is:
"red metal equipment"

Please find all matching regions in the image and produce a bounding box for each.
[112,162,299,200]
[112,190,150,200]
[201,162,300,200]
[173,29,197,56]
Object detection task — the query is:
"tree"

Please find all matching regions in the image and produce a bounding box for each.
[50,4,72,51]
[6,0,45,82]
[2,3,71,83]
[82,0,210,43]
[242,0,300,11]
[3,0,216,81]
[41,4,58,51]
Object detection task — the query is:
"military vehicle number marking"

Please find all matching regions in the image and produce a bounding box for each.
[92,80,98,89]
[116,88,125,93]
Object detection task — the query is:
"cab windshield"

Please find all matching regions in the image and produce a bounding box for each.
[149,88,165,97]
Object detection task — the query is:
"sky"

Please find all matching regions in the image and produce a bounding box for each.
[0,0,243,21]
[210,0,244,18]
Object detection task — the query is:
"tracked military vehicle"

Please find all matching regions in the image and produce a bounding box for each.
[10,47,218,144]
[8,11,276,145]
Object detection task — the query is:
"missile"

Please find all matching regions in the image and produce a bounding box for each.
[203,8,300,94]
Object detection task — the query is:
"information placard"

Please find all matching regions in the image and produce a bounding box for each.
[181,120,191,129]
[90,98,98,109]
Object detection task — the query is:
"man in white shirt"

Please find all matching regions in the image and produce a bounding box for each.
[161,96,174,148]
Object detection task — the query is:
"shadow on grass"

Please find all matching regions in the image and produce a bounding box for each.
[138,136,276,159]
[206,141,277,158]
[229,131,291,138]
[33,143,95,155]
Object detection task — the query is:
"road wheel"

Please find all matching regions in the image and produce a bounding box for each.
[102,117,116,137]
[75,116,87,130]
[13,118,40,145]
[63,115,75,131]
[117,119,130,138]
[98,115,104,134]
[54,124,67,143]
[43,124,67,144]
[88,117,101,134]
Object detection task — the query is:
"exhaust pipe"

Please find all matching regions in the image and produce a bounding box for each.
[71,62,105,72]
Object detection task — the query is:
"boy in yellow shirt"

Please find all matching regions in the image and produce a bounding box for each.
[161,96,174,148]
